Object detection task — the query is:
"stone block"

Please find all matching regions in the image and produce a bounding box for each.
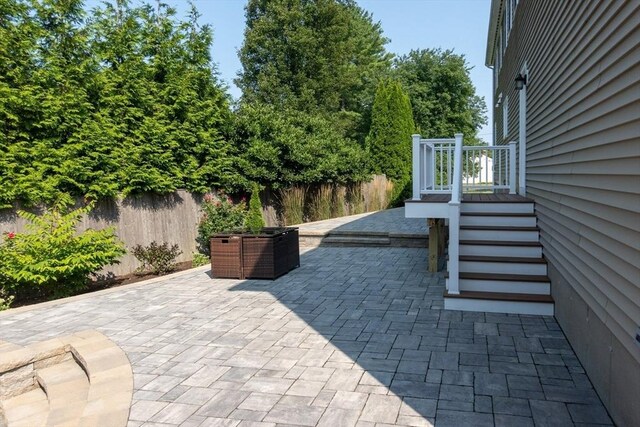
[0,364,36,399]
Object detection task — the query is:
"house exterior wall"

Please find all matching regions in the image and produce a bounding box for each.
[488,1,640,425]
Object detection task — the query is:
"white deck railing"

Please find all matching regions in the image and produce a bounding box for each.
[411,134,517,200]
[411,133,518,295]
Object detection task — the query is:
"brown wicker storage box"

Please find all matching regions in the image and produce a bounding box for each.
[210,228,299,280]
[210,235,243,279]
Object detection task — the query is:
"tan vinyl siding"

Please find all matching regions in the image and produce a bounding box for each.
[492,1,640,424]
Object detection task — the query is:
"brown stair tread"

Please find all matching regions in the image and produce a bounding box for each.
[461,212,535,217]
[444,290,554,303]
[460,225,539,231]
[445,271,549,282]
[459,255,546,263]
[445,271,550,282]
[459,240,542,247]
[461,195,534,203]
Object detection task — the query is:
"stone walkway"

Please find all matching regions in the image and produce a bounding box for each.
[296,208,427,237]
[0,247,612,427]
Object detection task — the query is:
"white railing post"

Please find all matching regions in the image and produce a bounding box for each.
[509,141,517,194]
[447,204,460,295]
[518,84,527,195]
[451,133,463,203]
[412,134,421,200]
[447,133,463,295]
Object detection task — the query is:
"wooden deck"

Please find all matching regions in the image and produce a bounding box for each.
[406,193,534,203]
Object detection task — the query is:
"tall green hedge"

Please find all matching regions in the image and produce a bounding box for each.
[0,0,238,207]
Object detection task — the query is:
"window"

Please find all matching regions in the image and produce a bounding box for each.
[505,3,511,45]
[498,30,503,70]
[503,95,509,138]
[505,0,518,45]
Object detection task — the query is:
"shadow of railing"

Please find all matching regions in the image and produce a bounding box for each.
[228,244,442,423]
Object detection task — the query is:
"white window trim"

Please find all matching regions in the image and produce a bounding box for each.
[503,95,509,138]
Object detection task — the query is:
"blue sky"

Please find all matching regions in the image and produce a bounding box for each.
[89,0,494,142]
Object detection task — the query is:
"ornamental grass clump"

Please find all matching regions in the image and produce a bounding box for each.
[0,201,125,304]
[308,184,333,222]
[279,186,306,225]
[246,184,265,234]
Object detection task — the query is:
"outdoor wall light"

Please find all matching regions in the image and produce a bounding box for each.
[515,73,527,90]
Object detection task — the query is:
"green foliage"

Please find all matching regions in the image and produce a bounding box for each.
[246,184,265,234]
[0,287,14,311]
[191,252,209,268]
[0,201,126,300]
[132,241,182,276]
[237,0,392,142]
[196,194,247,254]
[232,103,369,189]
[366,79,415,204]
[393,49,487,144]
[0,0,238,207]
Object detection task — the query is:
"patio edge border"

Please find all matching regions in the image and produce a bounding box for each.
[0,264,212,317]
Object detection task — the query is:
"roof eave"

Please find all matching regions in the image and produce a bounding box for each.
[485,0,504,68]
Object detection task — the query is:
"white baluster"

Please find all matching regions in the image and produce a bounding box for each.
[412,134,421,200]
[509,141,517,194]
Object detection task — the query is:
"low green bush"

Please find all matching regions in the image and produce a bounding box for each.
[197,193,247,254]
[0,287,14,311]
[0,202,125,301]
[132,242,182,276]
[191,252,209,268]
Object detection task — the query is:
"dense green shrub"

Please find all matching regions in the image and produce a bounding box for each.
[246,184,265,234]
[232,104,370,189]
[196,193,247,254]
[0,201,125,300]
[132,242,182,276]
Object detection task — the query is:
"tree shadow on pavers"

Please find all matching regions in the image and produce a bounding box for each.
[229,245,443,424]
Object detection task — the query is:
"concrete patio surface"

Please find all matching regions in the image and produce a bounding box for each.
[0,246,612,427]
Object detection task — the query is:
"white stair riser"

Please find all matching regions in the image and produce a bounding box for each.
[459,260,547,275]
[460,216,537,227]
[460,244,542,258]
[444,297,554,316]
[461,203,534,214]
[460,229,539,241]
[452,278,551,294]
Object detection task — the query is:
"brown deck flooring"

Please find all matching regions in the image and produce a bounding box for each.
[407,193,533,203]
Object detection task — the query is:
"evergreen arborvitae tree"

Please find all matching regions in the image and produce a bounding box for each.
[366,79,415,203]
[246,184,265,234]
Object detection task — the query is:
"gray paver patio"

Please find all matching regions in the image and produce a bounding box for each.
[296,207,427,236]
[0,245,612,426]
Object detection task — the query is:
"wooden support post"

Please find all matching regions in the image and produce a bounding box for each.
[428,218,441,273]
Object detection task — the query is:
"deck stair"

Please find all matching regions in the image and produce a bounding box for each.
[445,197,554,315]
